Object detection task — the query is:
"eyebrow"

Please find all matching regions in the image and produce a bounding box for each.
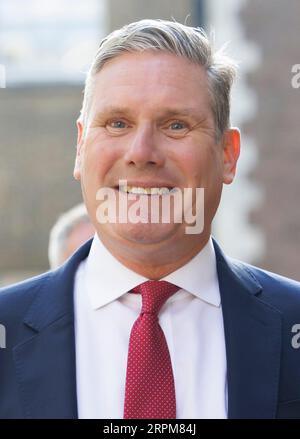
[157,108,200,118]
[95,106,133,117]
[93,106,204,121]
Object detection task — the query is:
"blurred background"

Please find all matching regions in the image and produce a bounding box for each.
[0,0,299,285]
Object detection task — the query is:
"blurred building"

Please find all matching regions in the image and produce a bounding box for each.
[0,0,299,285]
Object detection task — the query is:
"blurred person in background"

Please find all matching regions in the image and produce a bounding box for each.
[0,19,300,420]
[48,203,95,269]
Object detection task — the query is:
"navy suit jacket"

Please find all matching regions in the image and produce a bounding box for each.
[1,237,300,419]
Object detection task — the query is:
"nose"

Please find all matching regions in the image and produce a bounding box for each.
[124,123,165,169]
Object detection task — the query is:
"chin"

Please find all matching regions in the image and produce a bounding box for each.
[113,222,180,245]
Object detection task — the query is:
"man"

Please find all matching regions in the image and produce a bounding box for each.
[48,203,95,269]
[0,19,300,419]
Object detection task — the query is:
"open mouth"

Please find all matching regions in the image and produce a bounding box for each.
[115,184,177,195]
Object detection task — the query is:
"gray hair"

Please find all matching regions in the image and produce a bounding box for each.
[79,19,238,141]
[48,203,91,269]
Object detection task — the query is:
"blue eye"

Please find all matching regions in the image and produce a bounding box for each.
[110,120,127,129]
[170,121,186,130]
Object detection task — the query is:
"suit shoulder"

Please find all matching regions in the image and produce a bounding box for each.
[0,270,54,319]
[230,257,300,310]
[233,258,300,287]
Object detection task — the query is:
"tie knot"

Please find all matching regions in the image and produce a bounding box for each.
[131,280,180,315]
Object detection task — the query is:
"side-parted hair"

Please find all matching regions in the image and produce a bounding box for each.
[79,19,238,141]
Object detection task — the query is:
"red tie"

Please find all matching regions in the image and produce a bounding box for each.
[123,280,180,419]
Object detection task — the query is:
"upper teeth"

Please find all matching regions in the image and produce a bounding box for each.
[119,185,173,195]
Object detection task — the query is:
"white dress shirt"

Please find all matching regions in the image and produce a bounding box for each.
[74,233,228,419]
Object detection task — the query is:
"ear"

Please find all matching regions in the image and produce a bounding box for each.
[222,128,241,185]
[73,118,85,181]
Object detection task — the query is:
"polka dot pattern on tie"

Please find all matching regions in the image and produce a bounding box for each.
[123,280,180,419]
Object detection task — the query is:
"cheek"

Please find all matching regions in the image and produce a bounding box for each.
[180,145,223,186]
[81,133,120,183]
[173,147,210,183]
[169,142,200,173]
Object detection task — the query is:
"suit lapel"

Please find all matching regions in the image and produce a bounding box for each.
[213,239,282,418]
[13,238,93,419]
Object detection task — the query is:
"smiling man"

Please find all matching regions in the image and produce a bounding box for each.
[74,48,239,279]
[1,19,300,419]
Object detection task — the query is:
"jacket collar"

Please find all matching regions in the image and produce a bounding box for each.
[23,237,92,332]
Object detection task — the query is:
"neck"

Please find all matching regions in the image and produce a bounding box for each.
[96,231,211,280]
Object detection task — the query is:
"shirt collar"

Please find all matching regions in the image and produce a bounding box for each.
[84,233,220,310]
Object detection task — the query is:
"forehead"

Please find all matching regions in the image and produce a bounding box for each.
[89,51,211,116]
